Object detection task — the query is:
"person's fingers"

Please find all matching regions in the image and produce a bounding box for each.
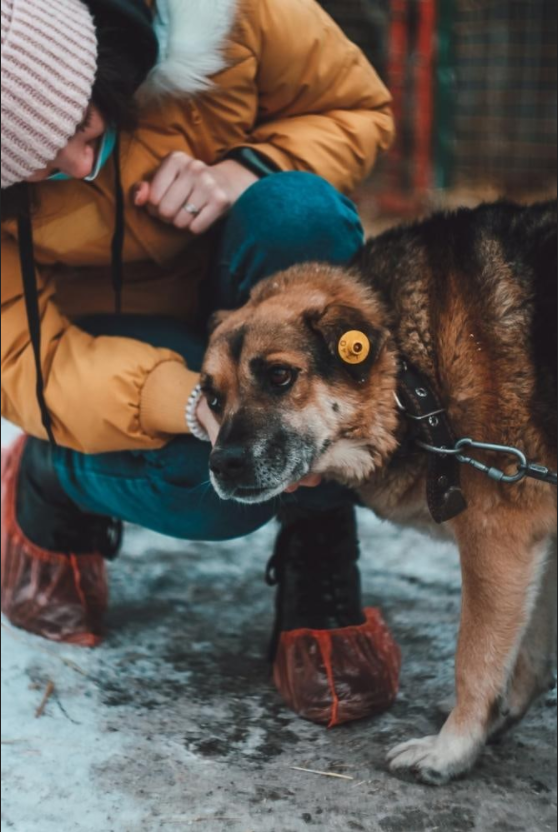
[175,202,214,234]
[133,181,150,207]
[174,171,218,226]
[284,474,323,494]
[148,153,192,207]
[172,174,221,231]
[189,188,230,235]
[157,170,197,222]
[303,474,323,488]
[196,397,221,446]
[134,152,231,232]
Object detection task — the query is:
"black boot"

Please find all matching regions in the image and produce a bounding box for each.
[17,437,122,558]
[267,504,401,727]
[1,436,121,646]
[266,504,366,660]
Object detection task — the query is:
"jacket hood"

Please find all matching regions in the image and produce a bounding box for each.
[139,0,238,101]
[87,0,159,90]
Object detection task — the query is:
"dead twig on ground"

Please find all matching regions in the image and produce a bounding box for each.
[35,680,55,718]
[290,766,354,782]
[161,818,243,825]
[54,693,81,725]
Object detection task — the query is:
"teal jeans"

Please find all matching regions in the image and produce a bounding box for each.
[54,173,364,541]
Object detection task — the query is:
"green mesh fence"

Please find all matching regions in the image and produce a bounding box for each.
[320,0,557,196]
[318,0,391,79]
[449,0,557,192]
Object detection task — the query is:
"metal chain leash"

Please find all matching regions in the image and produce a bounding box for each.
[416,438,558,487]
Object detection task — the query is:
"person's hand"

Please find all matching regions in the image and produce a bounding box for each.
[196,397,323,493]
[284,474,323,493]
[196,396,221,446]
[133,153,258,235]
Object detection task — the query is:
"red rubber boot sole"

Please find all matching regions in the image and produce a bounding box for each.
[273,608,401,727]
[1,437,108,647]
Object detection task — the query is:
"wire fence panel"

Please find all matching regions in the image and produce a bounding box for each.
[450,0,557,192]
[319,0,557,200]
[319,0,391,79]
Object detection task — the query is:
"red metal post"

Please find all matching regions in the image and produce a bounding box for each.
[414,0,437,194]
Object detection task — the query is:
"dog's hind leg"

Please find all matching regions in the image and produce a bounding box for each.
[388,511,550,785]
[490,535,557,739]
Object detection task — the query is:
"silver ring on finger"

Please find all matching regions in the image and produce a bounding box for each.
[183,202,201,216]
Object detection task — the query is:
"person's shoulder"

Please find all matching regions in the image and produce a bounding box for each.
[231,0,328,47]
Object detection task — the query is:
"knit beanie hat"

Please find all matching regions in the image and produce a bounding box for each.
[1,0,98,189]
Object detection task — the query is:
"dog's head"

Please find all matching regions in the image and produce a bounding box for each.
[202,264,400,503]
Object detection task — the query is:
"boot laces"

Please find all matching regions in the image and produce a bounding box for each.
[92,518,123,561]
[57,515,123,560]
[266,510,358,621]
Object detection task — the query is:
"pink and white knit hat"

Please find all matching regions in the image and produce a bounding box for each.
[1,0,98,188]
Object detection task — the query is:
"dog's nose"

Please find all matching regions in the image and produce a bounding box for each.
[210,446,249,481]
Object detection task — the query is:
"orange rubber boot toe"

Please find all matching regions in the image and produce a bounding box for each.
[1,438,109,647]
[273,608,401,727]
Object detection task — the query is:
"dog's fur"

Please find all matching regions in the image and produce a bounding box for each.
[202,201,558,784]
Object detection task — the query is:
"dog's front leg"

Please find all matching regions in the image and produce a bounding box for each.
[388,512,549,785]
[490,535,557,738]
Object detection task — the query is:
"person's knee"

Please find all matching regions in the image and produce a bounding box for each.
[232,172,364,271]
[167,491,275,541]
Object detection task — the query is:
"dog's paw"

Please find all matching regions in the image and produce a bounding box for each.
[387,734,478,786]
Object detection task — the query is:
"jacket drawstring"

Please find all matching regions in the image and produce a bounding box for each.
[17,185,56,446]
[111,130,125,315]
[18,133,125,446]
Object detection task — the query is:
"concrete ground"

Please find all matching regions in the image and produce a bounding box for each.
[1,419,557,832]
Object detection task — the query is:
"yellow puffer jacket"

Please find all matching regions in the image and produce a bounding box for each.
[1,0,394,454]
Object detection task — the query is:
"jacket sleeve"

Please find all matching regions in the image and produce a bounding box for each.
[1,231,199,454]
[235,0,395,193]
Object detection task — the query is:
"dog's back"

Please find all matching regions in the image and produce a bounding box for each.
[361,201,557,453]
[500,202,557,441]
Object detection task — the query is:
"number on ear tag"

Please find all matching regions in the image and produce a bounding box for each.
[338,331,371,365]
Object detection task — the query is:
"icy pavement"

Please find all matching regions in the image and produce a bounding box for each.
[1,419,557,832]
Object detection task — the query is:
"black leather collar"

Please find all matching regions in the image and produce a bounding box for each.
[396,360,468,524]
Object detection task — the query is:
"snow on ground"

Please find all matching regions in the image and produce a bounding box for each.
[2,418,557,832]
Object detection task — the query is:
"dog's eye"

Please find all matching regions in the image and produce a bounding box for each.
[269,366,296,389]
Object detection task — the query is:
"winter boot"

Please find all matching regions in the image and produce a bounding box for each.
[1,436,121,647]
[267,504,401,727]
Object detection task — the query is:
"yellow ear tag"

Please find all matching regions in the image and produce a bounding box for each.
[338,331,371,365]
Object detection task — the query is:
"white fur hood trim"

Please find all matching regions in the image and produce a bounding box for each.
[140,0,238,100]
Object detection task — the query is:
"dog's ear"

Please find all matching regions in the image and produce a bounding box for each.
[307,304,388,384]
[208,309,234,335]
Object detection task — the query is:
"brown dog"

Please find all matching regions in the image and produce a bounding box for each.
[202,201,557,784]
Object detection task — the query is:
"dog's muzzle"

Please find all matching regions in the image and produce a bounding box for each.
[209,432,316,504]
[209,444,280,503]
